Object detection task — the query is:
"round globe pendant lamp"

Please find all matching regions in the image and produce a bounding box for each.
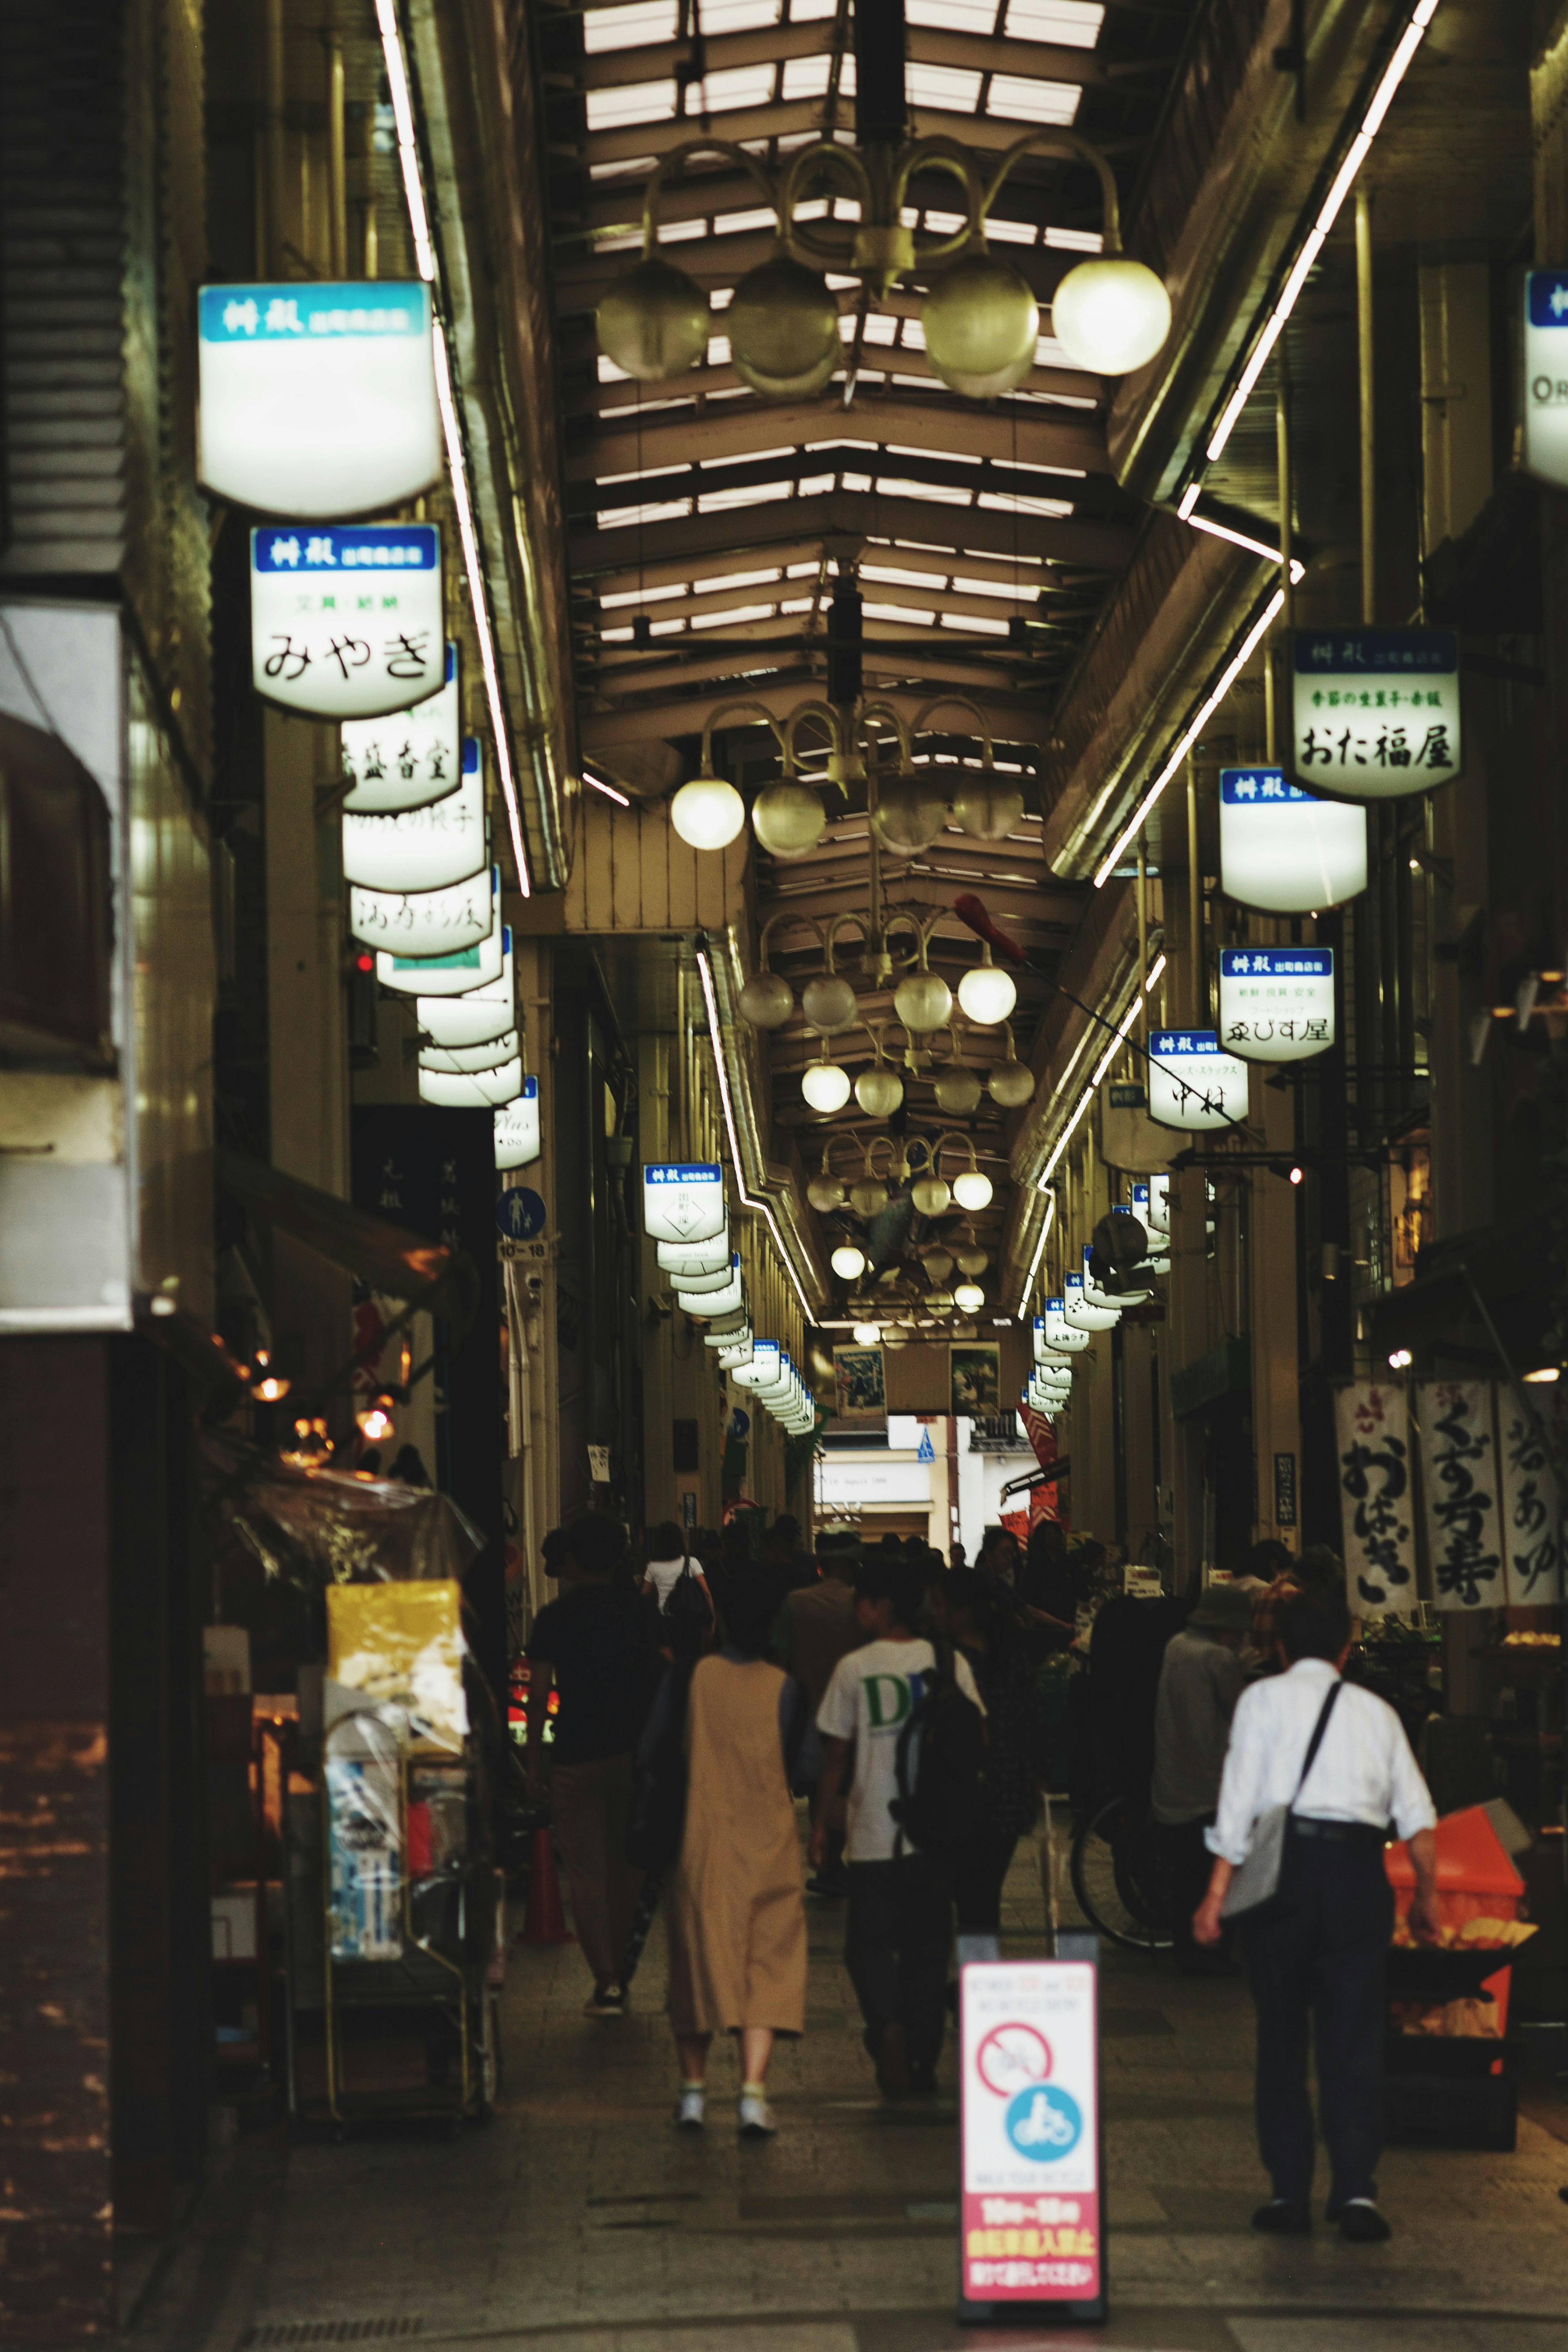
[1051,255,1172,377]
[671,774,745,850]
[802,1042,852,1115]
[956,945,1017,1027]
[921,251,1040,398]
[597,256,709,381]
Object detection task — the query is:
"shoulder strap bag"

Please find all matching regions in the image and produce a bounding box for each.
[1221,1681,1343,1923]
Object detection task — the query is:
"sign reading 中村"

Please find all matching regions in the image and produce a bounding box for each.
[351,860,495,958]
[252,525,443,720]
[1287,628,1461,799]
[343,737,486,893]
[1522,271,1568,490]
[198,283,440,517]
[342,644,461,814]
[378,877,503,997]
[960,1960,1102,2319]
[494,1080,541,1173]
[1218,767,1367,912]
[1147,1031,1249,1131]
[418,1056,523,1110]
[1219,947,1335,1063]
[642,1163,726,1245]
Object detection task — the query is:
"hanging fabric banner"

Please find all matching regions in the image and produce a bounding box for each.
[1334,1384,1417,1615]
[1496,1387,1564,1605]
[1219,948,1335,1063]
[1218,767,1368,911]
[1416,1380,1503,1610]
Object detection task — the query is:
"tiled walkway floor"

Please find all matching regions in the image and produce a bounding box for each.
[137,1820,1568,2352]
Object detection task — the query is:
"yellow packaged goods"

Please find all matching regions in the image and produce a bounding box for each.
[326,1581,468,1751]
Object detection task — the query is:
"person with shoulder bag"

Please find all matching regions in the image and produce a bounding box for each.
[641,1519,714,1651]
[1192,1580,1441,2244]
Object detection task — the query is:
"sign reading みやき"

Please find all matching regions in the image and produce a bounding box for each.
[960,1960,1103,2319]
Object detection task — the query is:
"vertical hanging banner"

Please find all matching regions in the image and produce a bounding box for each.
[1416,1380,1503,1610]
[252,524,443,718]
[1218,767,1367,912]
[198,282,441,515]
[342,644,461,812]
[959,1959,1104,2323]
[1521,270,1568,489]
[1334,1384,1417,1615]
[1147,1031,1250,1131]
[1496,1388,1564,1605]
[1287,628,1462,798]
[1218,948,1335,1063]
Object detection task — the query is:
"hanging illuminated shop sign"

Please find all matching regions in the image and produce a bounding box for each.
[677,1260,744,1319]
[1148,1031,1249,1131]
[419,1055,523,1110]
[706,1322,754,1351]
[1218,767,1367,912]
[351,858,494,958]
[1522,270,1568,489]
[1033,1315,1077,1367]
[718,1335,754,1370]
[642,1163,726,1244]
[1129,1182,1169,1262]
[342,645,461,814]
[1062,1274,1117,1333]
[252,524,443,720]
[198,282,441,517]
[416,927,513,1037]
[673,1250,742,1298]
[1219,948,1335,1063]
[343,737,486,893]
[494,1080,541,1172]
[1029,1376,1070,1413]
[657,1229,731,1278]
[377,876,503,997]
[419,1028,520,1075]
[1287,628,1461,799]
[733,1340,782,1391]
[1042,1298,1091,1354]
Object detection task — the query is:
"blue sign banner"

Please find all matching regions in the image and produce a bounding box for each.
[254,524,438,572]
[1220,767,1316,803]
[1292,628,1457,676]
[200,283,427,341]
[1219,949,1332,978]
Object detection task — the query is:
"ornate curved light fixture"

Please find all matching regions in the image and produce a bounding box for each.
[953,1280,986,1313]
[854,1021,905,1118]
[738,910,797,1029]
[802,1039,852,1114]
[956,942,1018,1028]
[831,1243,868,1280]
[597,132,1172,399]
[987,1022,1036,1108]
[806,1144,847,1213]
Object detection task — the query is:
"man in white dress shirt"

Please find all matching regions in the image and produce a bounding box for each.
[1193,1580,1440,2243]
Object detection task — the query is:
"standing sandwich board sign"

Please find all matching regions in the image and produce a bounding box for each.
[959,1957,1105,2324]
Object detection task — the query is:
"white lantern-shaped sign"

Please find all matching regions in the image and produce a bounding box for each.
[1219,947,1335,1063]
[706,1321,754,1351]
[344,737,486,892]
[1029,1376,1069,1413]
[1063,1273,1117,1332]
[416,927,514,1041]
[677,1259,744,1319]
[1148,1030,1250,1131]
[657,1228,731,1278]
[1288,627,1461,799]
[352,858,494,958]
[420,1028,519,1075]
[733,1340,782,1391]
[674,1251,742,1298]
[198,282,441,517]
[642,1163,726,1244]
[418,1055,523,1109]
[1218,767,1367,912]
[378,877,503,997]
[342,645,461,813]
[718,1335,754,1370]
[1131,1181,1169,1262]
[1042,1298,1091,1353]
[1085,1244,1149,1308]
[1523,271,1568,487]
[252,524,444,719]
[494,1079,541,1170]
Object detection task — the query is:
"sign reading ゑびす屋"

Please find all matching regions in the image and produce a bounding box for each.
[960,1960,1103,2321]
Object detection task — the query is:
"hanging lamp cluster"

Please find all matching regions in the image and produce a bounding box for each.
[597,130,1172,400]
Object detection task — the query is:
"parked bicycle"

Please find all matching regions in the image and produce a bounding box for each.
[1069,1793,1174,1953]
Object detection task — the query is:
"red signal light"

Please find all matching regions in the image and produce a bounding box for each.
[355,951,374,974]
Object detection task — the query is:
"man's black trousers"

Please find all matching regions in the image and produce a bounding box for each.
[1241,1828,1393,2205]
[845,1855,952,2077]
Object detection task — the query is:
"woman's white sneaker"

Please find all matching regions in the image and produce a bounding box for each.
[675,2087,705,2129]
[737,2091,777,2139]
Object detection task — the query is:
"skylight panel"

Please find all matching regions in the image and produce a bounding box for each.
[985,76,1081,125]
[1045,225,1102,252]
[986,216,1039,245]
[864,602,933,624]
[703,0,782,27]
[599,497,692,528]
[921,211,967,236]
[788,0,837,19]
[954,574,1028,599]
[878,476,972,506]
[841,471,873,492]
[696,568,783,592]
[863,563,943,587]
[1003,0,1103,44]
[600,581,686,607]
[778,596,814,613]
[658,218,708,242]
[908,0,997,28]
[708,335,731,364]
[782,54,832,99]
[583,0,678,50]
[796,474,837,497]
[889,443,977,463]
[806,438,877,453]
[594,229,642,256]
[703,63,780,110]
[590,155,656,181]
[701,447,793,468]
[597,352,633,383]
[585,80,678,130]
[697,481,793,512]
[944,611,1009,634]
[907,64,983,111]
[977,488,1074,516]
[714,206,780,234]
[863,314,898,346]
[786,561,820,577]
[692,602,775,629]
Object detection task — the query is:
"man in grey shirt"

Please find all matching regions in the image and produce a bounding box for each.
[1152,1582,1252,1973]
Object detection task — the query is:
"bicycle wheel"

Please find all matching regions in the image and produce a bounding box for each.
[1069,1797,1174,1953]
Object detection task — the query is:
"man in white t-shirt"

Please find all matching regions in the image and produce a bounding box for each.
[812,1556,983,2097]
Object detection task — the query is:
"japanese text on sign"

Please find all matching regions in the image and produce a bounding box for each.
[251,525,443,721]
[1218,947,1334,1064]
[1334,1384,1416,1615]
[1288,629,1461,800]
[1417,1380,1501,1610]
[961,1961,1101,2312]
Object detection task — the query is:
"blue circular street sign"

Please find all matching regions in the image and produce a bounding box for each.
[1004,2083,1082,2161]
[495,1187,547,1241]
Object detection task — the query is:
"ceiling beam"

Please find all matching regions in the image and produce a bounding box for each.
[569,490,1134,580]
[575,22,1111,93]
[578,675,1054,749]
[589,577,1071,632]
[564,345,1100,415]
[566,396,1107,484]
[580,100,1115,172]
[581,531,1101,601]
[578,626,1040,700]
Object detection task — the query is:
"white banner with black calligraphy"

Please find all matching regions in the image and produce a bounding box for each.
[1416,1380,1503,1611]
[1497,1387,1564,1606]
[1334,1384,1417,1615]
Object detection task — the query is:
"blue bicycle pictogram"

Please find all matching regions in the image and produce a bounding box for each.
[1004,2084,1082,2161]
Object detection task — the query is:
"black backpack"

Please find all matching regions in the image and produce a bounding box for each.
[891,1639,989,1864]
[662,1556,711,1644]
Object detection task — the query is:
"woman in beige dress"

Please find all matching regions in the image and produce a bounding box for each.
[663,1576,813,2138]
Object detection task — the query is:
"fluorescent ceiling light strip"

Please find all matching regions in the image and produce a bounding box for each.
[1185,512,1306,580]
[431,323,531,895]
[1203,1,1440,466]
[585,770,631,805]
[1035,968,1147,1195]
[374,0,435,281]
[1093,590,1285,889]
[695,948,815,1325]
[1014,1187,1056,1318]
